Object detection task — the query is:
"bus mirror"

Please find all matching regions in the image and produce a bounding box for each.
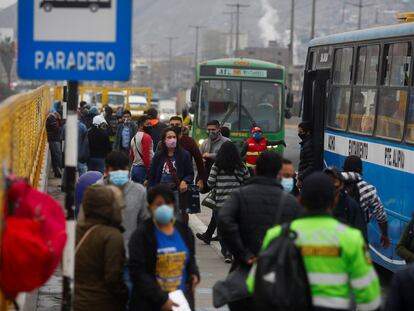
[190,86,198,103]
[286,92,294,109]
[285,109,292,119]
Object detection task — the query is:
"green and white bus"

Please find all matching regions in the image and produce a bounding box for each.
[190,58,291,151]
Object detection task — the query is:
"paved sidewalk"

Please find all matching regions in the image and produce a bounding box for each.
[189,209,230,311]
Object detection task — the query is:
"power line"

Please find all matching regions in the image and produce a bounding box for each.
[226,3,250,58]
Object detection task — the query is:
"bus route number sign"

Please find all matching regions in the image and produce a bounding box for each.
[18,0,132,81]
[216,68,268,78]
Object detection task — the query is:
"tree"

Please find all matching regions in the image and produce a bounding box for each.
[0,37,15,90]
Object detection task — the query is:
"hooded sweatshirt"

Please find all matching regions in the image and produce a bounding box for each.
[96,178,149,256]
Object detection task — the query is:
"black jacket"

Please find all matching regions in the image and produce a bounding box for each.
[298,135,314,181]
[150,121,167,152]
[333,191,367,240]
[46,113,62,142]
[88,127,112,158]
[148,148,194,188]
[385,264,414,311]
[218,177,301,266]
[128,219,200,311]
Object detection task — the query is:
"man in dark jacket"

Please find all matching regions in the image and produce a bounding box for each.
[147,107,167,152]
[323,167,367,240]
[114,110,138,154]
[87,115,112,173]
[218,151,301,311]
[298,121,314,184]
[385,263,414,311]
[46,101,63,178]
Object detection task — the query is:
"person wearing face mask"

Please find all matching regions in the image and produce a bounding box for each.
[280,158,299,197]
[199,120,230,187]
[169,116,206,192]
[95,152,149,289]
[323,167,367,240]
[240,127,286,175]
[75,185,128,311]
[148,128,194,224]
[128,186,200,311]
[297,121,315,186]
[130,115,154,184]
[114,110,138,154]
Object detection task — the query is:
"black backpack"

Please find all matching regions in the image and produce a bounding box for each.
[344,180,361,206]
[254,223,312,311]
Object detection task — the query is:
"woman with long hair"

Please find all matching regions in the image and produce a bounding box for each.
[207,141,250,263]
[148,127,194,223]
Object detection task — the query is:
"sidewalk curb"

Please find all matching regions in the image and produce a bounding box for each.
[189,214,223,258]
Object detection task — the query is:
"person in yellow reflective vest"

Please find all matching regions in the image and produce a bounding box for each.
[247,172,381,311]
[240,127,286,171]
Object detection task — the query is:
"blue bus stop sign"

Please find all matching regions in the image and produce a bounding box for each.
[18,0,132,81]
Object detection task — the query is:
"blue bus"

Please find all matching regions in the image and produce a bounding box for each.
[303,21,414,271]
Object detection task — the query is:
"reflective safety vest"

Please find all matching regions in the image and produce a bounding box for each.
[245,137,267,168]
[247,216,381,311]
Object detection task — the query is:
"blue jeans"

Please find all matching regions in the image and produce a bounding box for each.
[131,165,147,184]
[88,158,105,173]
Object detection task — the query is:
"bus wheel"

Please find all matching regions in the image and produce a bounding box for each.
[43,3,53,12]
[89,4,99,12]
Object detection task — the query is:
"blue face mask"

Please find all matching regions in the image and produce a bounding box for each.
[281,178,294,193]
[109,170,129,187]
[154,204,174,224]
[253,132,263,141]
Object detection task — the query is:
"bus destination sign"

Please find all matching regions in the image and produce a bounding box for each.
[200,65,283,80]
[216,68,268,78]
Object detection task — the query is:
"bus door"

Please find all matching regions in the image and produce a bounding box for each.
[302,69,330,171]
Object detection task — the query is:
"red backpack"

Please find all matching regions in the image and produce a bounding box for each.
[0,180,67,299]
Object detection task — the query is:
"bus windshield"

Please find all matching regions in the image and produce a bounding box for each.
[198,79,282,132]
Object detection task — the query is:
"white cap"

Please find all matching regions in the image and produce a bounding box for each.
[92,115,107,127]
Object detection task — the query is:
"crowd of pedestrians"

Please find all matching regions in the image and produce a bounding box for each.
[45,101,414,311]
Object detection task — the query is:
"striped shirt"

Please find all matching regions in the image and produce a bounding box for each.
[207,164,250,209]
[342,172,387,223]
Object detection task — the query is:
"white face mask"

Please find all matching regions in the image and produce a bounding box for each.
[281,177,294,193]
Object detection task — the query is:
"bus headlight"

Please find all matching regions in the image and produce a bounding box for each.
[198,139,205,145]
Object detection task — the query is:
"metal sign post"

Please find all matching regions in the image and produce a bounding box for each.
[61,81,78,311]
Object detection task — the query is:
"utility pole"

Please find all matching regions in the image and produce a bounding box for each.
[166,36,178,92]
[223,11,236,57]
[288,0,295,93]
[346,0,375,30]
[148,43,156,87]
[226,3,250,58]
[189,25,205,69]
[310,0,316,39]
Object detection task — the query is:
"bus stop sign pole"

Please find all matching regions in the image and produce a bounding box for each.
[62,80,78,311]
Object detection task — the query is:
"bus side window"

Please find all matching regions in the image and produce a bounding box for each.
[405,94,414,143]
[328,47,353,131]
[349,45,379,135]
[376,43,411,140]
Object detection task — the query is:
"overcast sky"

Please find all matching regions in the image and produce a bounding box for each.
[0,0,16,9]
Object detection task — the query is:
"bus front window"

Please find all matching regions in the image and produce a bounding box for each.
[198,80,240,130]
[240,81,282,132]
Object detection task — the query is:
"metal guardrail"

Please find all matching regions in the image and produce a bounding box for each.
[0,86,51,309]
